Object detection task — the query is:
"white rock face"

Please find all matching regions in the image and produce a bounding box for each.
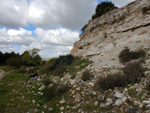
[71,0,150,76]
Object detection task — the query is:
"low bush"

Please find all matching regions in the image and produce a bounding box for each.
[42,77,52,86]
[47,54,75,71]
[42,84,70,100]
[6,57,23,68]
[47,58,57,66]
[95,72,127,90]
[56,84,70,94]
[42,85,57,100]
[119,48,146,63]
[0,87,8,94]
[123,61,145,84]
[17,66,27,73]
[42,55,91,78]
[82,69,92,81]
[95,60,145,90]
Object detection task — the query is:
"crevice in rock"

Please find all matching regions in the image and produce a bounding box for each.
[86,53,101,57]
[118,22,150,33]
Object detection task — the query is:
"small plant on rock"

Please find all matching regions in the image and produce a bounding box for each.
[119,48,146,63]
[82,69,92,82]
[104,33,107,38]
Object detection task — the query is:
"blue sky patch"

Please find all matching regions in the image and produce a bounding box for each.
[23,23,37,36]
[13,45,21,50]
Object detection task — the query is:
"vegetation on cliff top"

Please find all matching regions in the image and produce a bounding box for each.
[92,2,117,20]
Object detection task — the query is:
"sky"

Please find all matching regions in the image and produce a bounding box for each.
[0,0,135,58]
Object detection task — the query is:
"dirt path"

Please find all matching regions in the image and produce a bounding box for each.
[0,69,7,81]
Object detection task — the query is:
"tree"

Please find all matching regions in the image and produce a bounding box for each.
[92,2,117,20]
[30,48,40,58]
[7,56,23,68]
[22,48,41,66]
[0,51,4,65]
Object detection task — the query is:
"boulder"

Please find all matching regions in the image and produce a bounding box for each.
[126,106,142,113]
[98,94,105,102]
[114,92,124,99]
[115,99,123,106]
[75,93,82,102]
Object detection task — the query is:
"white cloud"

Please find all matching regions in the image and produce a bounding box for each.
[0,0,135,29]
[35,28,79,46]
[0,28,35,46]
[0,0,28,28]
[0,27,79,58]
[27,0,97,30]
[0,0,97,30]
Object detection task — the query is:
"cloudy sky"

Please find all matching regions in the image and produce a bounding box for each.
[0,0,135,58]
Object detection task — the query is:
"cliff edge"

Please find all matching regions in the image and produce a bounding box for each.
[71,0,150,76]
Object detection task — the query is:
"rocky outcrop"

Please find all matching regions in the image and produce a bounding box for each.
[71,0,150,75]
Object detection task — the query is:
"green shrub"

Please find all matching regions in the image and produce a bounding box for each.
[53,65,66,77]
[82,69,92,81]
[42,77,52,86]
[42,85,57,100]
[47,54,75,71]
[0,103,6,113]
[0,88,8,94]
[119,48,146,63]
[47,58,57,65]
[92,2,117,20]
[95,60,145,91]
[6,57,23,68]
[123,61,145,84]
[56,84,70,94]
[95,72,127,90]
[42,84,70,100]
[17,66,27,73]
[41,56,90,78]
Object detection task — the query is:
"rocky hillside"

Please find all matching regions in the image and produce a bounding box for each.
[71,0,150,76]
[1,0,150,113]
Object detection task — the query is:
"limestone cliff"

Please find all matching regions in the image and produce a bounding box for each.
[71,0,150,75]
